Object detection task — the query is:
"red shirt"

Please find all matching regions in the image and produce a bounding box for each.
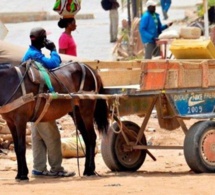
[59,32,77,56]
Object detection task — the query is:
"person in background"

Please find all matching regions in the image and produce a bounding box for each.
[208,6,215,25]
[58,17,77,56]
[22,27,75,178]
[160,0,171,20]
[139,0,173,59]
[109,0,120,43]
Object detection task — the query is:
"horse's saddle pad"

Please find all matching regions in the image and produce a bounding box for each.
[28,64,43,84]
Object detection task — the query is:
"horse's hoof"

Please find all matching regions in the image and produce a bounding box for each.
[15,175,29,182]
[16,179,29,183]
[83,171,96,176]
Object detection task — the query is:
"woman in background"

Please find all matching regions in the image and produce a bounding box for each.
[58,17,77,56]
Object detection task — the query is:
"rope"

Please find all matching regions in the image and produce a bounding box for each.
[72,105,101,177]
[72,105,81,177]
[110,95,123,134]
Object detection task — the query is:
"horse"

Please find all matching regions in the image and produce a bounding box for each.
[0,60,109,181]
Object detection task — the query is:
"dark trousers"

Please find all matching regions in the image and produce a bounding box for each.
[144,43,160,59]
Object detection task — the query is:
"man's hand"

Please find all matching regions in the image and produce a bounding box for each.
[168,22,173,27]
[44,39,56,51]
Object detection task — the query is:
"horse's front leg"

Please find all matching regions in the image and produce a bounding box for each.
[7,121,29,181]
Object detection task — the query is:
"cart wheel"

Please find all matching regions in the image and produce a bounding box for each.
[101,121,147,172]
[184,120,215,173]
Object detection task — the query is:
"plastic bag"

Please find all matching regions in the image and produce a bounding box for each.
[158,30,180,39]
[61,136,99,158]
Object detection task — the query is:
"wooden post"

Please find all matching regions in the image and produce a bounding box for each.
[127,0,131,28]
[203,0,209,39]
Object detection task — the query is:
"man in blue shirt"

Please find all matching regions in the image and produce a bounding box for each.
[22,27,61,69]
[22,27,75,178]
[139,0,172,59]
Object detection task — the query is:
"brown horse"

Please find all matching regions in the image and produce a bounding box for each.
[0,60,109,181]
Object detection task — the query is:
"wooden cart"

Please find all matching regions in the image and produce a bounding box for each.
[86,59,215,173]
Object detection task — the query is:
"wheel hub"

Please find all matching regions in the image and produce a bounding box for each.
[202,130,215,162]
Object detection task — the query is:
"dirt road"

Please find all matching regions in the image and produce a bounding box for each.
[0,116,215,195]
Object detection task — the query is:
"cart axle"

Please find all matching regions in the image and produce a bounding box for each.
[133,145,183,150]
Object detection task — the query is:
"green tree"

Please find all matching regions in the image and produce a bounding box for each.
[198,0,215,17]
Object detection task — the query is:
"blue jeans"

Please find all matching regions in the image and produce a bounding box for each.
[160,0,171,12]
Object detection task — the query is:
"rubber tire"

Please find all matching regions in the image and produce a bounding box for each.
[101,121,147,172]
[184,120,215,173]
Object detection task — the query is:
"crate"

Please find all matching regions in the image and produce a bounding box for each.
[169,39,215,59]
[140,59,215,90]
[86,60,142,86]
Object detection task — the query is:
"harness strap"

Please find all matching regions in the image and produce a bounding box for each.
[31,61,57,121]
[33,94,56,125]
[79,63,86,91]
[14,67,26,95]
[79,63,98,93]
[0,93,35,114]
[31,68,45,121]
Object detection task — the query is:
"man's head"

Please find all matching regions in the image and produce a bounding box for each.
[29,27,47,49]
[146,0,157,13]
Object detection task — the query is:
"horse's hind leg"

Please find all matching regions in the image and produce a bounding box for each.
[7,120,29,181]
[69,105,97,176]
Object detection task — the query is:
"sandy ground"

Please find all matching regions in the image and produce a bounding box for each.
[0,1,210,194]
[1,115,215,195]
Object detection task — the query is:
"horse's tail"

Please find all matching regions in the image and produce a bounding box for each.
[94,85,109,134]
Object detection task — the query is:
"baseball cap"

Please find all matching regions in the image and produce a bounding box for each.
[30,27,46,40]
[146,0,157,7]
